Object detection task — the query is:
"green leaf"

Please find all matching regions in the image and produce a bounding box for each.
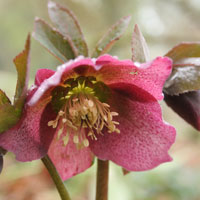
[13,34,30,109]
[0,104,20,133]
[0,89,11,106]
[131,24,150,63]
[164,65,200,95]
[48,1,88,57]
[33,18,77,63]
[0,35,30,133]
[91,15,131,58]
[165,43,200,62]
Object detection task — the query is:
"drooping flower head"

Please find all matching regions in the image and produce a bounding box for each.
[0,54,176,180]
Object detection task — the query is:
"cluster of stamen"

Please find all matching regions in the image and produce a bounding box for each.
[48,77,120,148]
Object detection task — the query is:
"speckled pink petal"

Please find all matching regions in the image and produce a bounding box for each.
[48,127,94,181]
[35,69,55,86]
[0,92,56,161]
[95,55,172,100]
[89,90,176,171]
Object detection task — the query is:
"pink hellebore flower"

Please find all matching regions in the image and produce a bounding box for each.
[0,55,176,180]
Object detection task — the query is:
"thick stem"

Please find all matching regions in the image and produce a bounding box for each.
[41,155,71,200]
[96,159,109,200]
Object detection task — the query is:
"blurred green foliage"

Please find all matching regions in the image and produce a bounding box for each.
[0,0,200,199]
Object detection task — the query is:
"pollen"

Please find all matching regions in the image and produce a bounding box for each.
[48,76,120,148]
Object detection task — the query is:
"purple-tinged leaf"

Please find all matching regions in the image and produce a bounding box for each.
[166,43,200,62]
[164,43,200,95]
[13,34,30,110]
[0,35,30,133]
[173,57,200,67]
[131,24,150,63]
[91,15,131,58]
[0,89,11,106]
[48,1,88,57]
[33,18,78,63]
[164,91,200,131]
[164,65,200,95]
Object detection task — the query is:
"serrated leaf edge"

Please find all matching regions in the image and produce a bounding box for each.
[33,17,79,63]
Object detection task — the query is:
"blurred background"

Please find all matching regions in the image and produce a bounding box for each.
[0,0,200,199]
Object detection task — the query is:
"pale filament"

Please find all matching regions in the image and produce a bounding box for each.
[48,86,120,148]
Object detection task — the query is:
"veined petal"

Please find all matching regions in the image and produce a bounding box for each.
[48,127,94,181]
[95,55,172,100]
[89,90,176,171]
[0,91,55,161]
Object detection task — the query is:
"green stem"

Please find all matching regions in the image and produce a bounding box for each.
[96,159,109,200]
[41,155,71,200]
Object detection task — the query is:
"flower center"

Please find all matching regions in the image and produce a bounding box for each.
[48,76,120,148]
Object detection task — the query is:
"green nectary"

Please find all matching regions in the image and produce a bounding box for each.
[51,76,111,113]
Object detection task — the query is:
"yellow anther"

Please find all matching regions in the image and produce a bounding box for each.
[88,100,94,107]
[83,139,89,147]
[88,131,93,136]
[47,121,54,127]
[111,112,119,116]
[69,108,78,117]
[62,134,69,146]
[115,129,120,134]
[59,110,65,116]
[62,118,67,123]
[72,98,78,102]
[102,103,110,107]
[108,113,113,121]
[48,120,58,128]
[103,116,108,122]
[73,135,79,144]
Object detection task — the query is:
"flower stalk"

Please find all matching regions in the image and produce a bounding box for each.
[41,155,71,200]
[96,159,109,200]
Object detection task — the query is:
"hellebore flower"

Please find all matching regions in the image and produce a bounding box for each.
[0,54,176,180]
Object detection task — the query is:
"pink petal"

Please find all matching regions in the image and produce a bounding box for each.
[0,91,55,161]
[30,55,172,106]
[89,90,176,171]
[35,69,55,86]
[48,127,94,181]
[95,55,172,100]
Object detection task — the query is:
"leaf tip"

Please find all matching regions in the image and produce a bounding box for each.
[122,15,132,27]
[131,23,150,62]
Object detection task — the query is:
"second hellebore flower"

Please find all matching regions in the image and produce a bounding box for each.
[0,55,176,180]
